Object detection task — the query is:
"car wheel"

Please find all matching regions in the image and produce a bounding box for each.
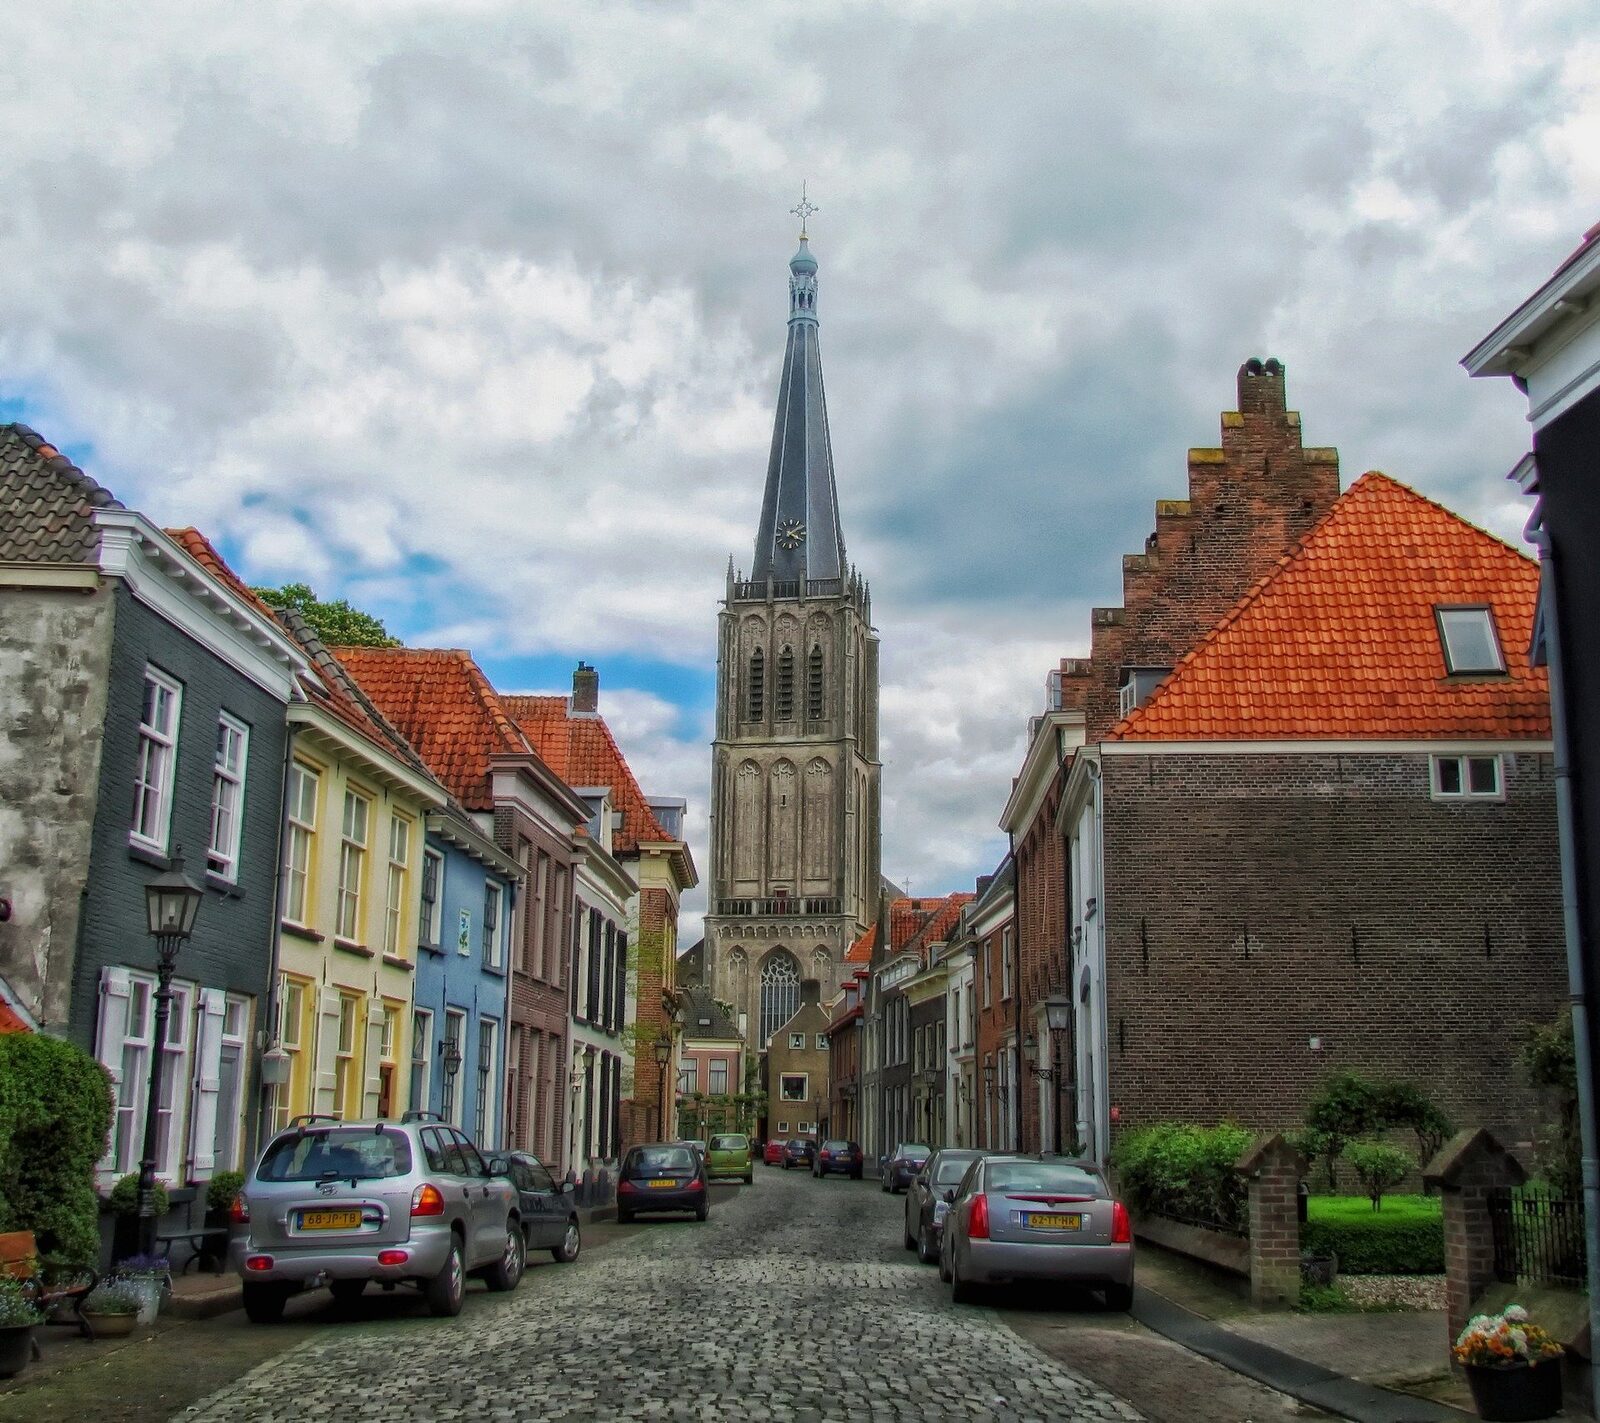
[852,1169,862,1180]
[695,1202,709,1222]
[1103,1281,1134,1311]
[939,1245,952,1284]
[485,1222,525,1292]
[616,1207,633,1225]
[552,1219,581,1264]
[917,1227,937,1265]
[744,1173,754,1185]
[425,1236,466,1317]
[903,1219,917,1250]
[880,1177,889,1193]
[329,1279,366,1306]
[951,1253,978,1305]
[242,1282,289,1324]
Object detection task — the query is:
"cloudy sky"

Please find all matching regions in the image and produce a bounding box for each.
[3,1,1596,942]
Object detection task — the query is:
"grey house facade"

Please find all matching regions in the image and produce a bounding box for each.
[0,425,305,1192]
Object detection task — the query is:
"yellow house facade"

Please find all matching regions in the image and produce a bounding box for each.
[268,649,447,1131]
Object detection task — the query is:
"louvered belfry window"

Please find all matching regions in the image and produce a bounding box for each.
[807,644,824,720]
[747,648,765,720]
[777,646,795,719]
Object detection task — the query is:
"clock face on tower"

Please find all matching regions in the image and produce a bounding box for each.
[777,518,808,550]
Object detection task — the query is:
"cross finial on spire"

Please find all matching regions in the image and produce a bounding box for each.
[791,182,818,239]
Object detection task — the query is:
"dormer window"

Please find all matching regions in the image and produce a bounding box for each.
[1436,606,1505,675]
[1118,667,1171,718]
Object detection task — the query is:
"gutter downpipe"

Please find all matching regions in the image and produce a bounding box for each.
[1529,515,1600,1421]
[257,721,298,1153]
[1009,829,1021,1153]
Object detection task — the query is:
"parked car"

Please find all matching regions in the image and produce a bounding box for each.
[904,1148,984,1264]
[616,1144,710,1223]
[939,1155,1133,1309]
[781,1139,816,1170]
[230,1114,522,1323]
[706,1133,754,1184]
[675,1139,707,1167]
[763,1139,786,1167]
[501,1150,581,1263]
[812,1139,864,1179]
[880,1142,932,1193]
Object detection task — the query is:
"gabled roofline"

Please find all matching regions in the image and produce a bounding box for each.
[999,709,1084,833]
[290,702,449,807]
[426,806,524,881]
[1464,226,1600,379]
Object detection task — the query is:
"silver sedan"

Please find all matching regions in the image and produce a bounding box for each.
[939,1155,1134,1309]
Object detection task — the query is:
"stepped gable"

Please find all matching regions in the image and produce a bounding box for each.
[1085,359,1341,739]
[0,422,123,563]
[334,646,537,812]
[1111,472,1548,742]
[500,693,672,853]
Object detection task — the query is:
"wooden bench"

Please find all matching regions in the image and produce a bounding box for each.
[0,1230,98,1346]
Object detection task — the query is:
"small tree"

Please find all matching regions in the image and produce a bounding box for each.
[1520,1011,1580,1196]
[1343,1140,1412,1211]
[252,582,400,647]
[1305,1071,1382,1189]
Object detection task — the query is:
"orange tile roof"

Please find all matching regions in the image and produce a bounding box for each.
[500,695,672,853]
[0,1001,30,1034]
[1111,473,1549,743]
[165,527,281,622]
[844,924,876,963]
[335,647,536,812]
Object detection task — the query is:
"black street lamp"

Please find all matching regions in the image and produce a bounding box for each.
[139,854,204,1258]
[653,1038,673,1141]
[982,1062,995,1148]
[1043,994,1072,1155]
[439,1036,464,1120]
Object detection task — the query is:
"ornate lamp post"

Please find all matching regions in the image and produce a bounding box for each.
[139,855,204,1257]
[653,1038,673,1141]
[1043,994,1072,1155]
[439,1035,464,1120]
[982,1062,995,1149]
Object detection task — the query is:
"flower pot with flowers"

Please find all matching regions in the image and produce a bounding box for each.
[80,1278,143,1339]
[1453,1304,1565,1421]
[110,1255,171,1324]
[0,1277,44,1378]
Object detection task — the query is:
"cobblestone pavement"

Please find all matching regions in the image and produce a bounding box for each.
[184,1165,1144,1422]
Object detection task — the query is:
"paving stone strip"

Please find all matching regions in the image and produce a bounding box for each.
[184,1167,1143,1422]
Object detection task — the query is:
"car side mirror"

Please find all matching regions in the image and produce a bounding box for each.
[487,1155,511,1177]
[562,1181,575,1196]
[942,1189,956,1204]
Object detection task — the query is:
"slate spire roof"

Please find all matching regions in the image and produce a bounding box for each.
[750,236,848,584]
[1110,472,1550,743]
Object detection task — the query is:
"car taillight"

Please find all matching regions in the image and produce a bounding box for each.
[968,1194,990,1240]
[377,1249,409,1266]
[618,1178,637,1194]
[1111,1201,1132,1244]
[411,1183,446,1217]
[245,1255,273,1271]
[229,1193,250,1225]
[819,1151,831,1160]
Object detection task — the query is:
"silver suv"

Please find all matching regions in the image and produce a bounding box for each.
[230,1113,523,1322]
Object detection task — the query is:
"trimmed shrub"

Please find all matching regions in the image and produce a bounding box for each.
[1302,1071,1452,1186]
[0,1033,114,1269]
[1112,1122,1252,1233]
[108,1173,168,1219]
[1343,1140,1413,1210]
[1302,1195,1444,1274]
[205,1171,246,1214]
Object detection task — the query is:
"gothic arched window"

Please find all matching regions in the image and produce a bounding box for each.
[776,646,795,719]
[747,648,765,720]
[759,950,801,1046]
[807,644,824,720]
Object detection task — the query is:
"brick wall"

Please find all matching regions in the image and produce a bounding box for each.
[1100,749,1565,1138]
[973,915,1014,1148]
[1015,782,1066,1151]
[626,885,674,1147]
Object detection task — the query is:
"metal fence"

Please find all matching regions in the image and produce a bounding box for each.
[1488,1187,1587,1288]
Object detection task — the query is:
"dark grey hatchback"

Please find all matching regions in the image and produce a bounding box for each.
[499,1151,582,1263]
[615,1144,709,1223]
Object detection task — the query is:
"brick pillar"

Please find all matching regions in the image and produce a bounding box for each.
[1237,1132,1304,1306]
[1424,1129,1527,1345]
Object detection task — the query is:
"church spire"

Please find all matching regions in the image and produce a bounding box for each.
[751,193,847,586]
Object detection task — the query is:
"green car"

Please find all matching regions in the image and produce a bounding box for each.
[705,1133,754,1184]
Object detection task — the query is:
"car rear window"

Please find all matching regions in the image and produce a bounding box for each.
[899,1144,931,1156]
[822,1140,849,1151]
[709,1135,747,1151]
[629,1146,694,1173]
[985,1161,1104,1195]
[258,1128,413,1181]
[933,1155,980,1186]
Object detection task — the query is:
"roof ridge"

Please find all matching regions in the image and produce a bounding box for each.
[3,422,124,510]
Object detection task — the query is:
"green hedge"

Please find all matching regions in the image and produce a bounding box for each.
[0,1032,114,1268]
[1112,1122,1252,1234]
[1302,1194,1444,1275]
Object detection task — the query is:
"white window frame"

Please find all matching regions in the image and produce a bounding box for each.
[1431,753,1505,802]
[410,1007,433,1116]
[483,881,504,969]
[789,1031,805,1050]
[337,789,371,943]
[421,848,445,946]
[274,975,307,1133]
[779,1072,808,1102]
[709,1058,729,1095]
[154,982,194,1182]
[212,994,250,1173]
[776,1120,789,1134]
[131,668,183,853]
[442,1009,467,1125]
[334,994,359,1118]
[1436,605,1506,675]
[477,1018,499,1148]
[1001,925,1013,1001]
[284,762,319,927]
[815,1033,828,1050]
[207,713,249,881]
[113,977,155,1176]
[384,814,411,956]
[677,1063,695,1095]
[982,940,992,1008]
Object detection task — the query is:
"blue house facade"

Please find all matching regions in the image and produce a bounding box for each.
[412,805,521,1150]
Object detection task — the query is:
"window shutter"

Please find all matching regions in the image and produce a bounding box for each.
[361,1000,387,1118]
[189,989,228,1176]
[312,987,343,1115]
[94,968,133,1178]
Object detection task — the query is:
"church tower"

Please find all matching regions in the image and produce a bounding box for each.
[705,215,882,1063]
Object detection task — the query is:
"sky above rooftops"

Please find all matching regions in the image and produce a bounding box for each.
[1,1,1595,947]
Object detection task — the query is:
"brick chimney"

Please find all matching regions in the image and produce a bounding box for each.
[800,978,822,1005]
[975,874,994,898]
[572,661,599,714]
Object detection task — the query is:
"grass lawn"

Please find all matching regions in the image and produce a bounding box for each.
[1304,1194,1444,1274]
[1307,1193,1441,1224]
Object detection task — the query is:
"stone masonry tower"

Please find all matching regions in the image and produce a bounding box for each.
[705,221,882,1059]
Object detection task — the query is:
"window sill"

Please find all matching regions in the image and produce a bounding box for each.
[128,841,172,871]
[381,953,414,972]
[334,937,374,959]
[418,942,445,957]
[205,872,245,899]
[481,962,506,977]
[280,921,325,944]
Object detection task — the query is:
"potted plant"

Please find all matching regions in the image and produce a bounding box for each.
[1299,1246,1338,1288]
[1453,1304,1565,1421]
[110,1254,171,1324]
[80,1278,143,1339]
[106,1173,170,1263]
[0,1276,43,1378]
[200,1171,245,1271]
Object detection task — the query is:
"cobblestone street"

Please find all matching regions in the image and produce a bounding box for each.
[185,1166,1147,1423]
